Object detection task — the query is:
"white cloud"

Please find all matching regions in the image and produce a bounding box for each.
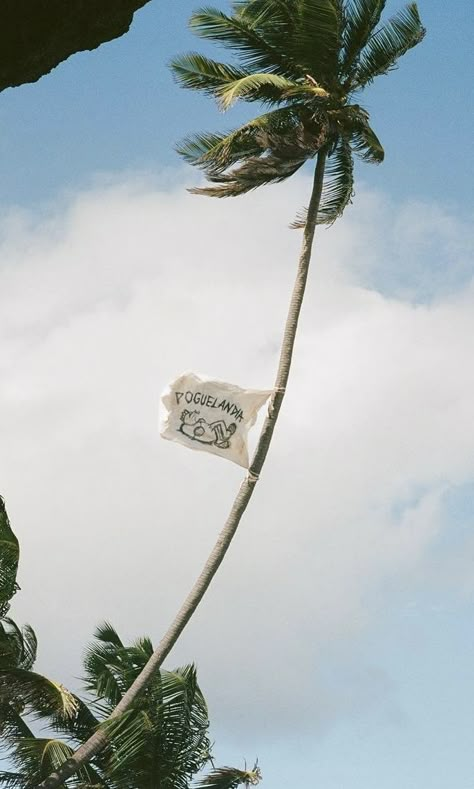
[1,171,473,743]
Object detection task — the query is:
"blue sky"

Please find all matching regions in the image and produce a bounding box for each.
[0,2,473,788]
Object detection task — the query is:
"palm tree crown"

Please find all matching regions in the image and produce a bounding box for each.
[171,0,424,221]
[0,496,19,620]
[1,622,260,789]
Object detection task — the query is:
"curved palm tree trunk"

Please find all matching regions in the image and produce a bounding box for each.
[36,148,328,789]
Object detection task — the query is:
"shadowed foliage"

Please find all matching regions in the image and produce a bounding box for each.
[0,498,19,619]
[0,622,260,789]
[0,497,75,772]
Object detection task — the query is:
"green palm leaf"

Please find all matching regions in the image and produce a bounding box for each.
[198,764,262,789]
[317,137,354,222]
[93,622,124,649]
[18,625,37,671]
[48,695,100,746]
[98,709,151,778]
[0,669,78,719]
[233,0,297,24]
[0,771,30,789]
[353,2,425,87]
[6,738,105,788]
[0,619,37,671]
[0,497,19,618]
[0,619,23,669]
[0,772,28,789]
[177,107,309,174]
[171,53,249,96]
[0,704,34,738]
[285,0,341,85]
[191,153,307,197]
[291,137,354,227]
[350,116,384,162]
[235,0,340,85]
[215,72,298,109]
[188,7,297,77]
[83,626,129,710]
[97,664,210,786]
[341,0,386,71]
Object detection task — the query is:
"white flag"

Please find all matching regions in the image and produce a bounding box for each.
[160,372,271,468]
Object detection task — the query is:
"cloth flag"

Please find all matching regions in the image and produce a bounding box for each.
[160,372,271,468]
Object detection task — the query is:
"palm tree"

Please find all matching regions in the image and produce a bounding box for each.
[0,496,37,677]
[0,495,36,687]
[38,1,425,785]
[1,622,260,789]
[0,496,78,769]
[0,496,19,621]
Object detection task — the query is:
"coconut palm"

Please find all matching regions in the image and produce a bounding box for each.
[39,1,425,785]
[0,495,37,676]
[1,622,259,789]
[0,495,36,683]
[0,496,19,621]
[0,496,77,765]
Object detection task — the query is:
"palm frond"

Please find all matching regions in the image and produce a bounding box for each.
[6,738,104,788]
[188,7,297,77]
[98,709,151,777]
[93,623,124,649]
[0,497,19,618]
[18,625,37,670]
[97,665,210,785]
[49,694,100,745]
[215,73,298,110]
[0,771,29,789]
[171,53,249,96]
[235,0,340,85]
[0,620,38,670]
[131,635,154,659]
[198,764,262,789]
[291,137,354,227]
[0,704,34,738]
[83,626,131,708]
[7,738,73,786]
[177,107,306,173]
[353,2,425,87]
[289,205,310,229]
[191,153,307,197]
[233,0,297,27]
[341,0,386,72]
[0,669,78,720]
[317,136,354,223]
[350,116,384,162]
[287,0,341,85]
[179,103,332,197]
[0,618,24,669]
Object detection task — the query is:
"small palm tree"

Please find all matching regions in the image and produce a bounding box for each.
[0,496,79,771]
[0,496,20,621]
[39,1,425,785]
[1,623,259,789]
[0,493,37,688]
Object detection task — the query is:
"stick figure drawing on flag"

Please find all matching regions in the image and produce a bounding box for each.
[178,409,237,449]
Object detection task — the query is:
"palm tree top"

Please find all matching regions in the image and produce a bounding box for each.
[171,0,425,221]
[0,496,19,619]
[1,622,259,789]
